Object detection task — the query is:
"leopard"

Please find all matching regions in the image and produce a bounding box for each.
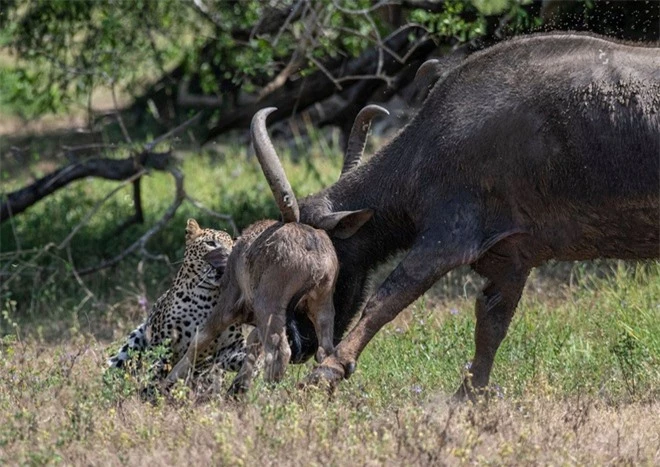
[107,218,246,376]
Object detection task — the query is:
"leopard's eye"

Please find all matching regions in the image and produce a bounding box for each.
[204,240,217,247]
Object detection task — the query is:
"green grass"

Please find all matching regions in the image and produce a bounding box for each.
[1,136,659,464]
[353,261,660,403]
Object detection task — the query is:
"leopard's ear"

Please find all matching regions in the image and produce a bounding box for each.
[185,218,202,239]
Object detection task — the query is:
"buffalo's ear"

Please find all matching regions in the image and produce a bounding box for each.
[316,209,374,239]
[186,218,202,240]
[204,248,228,273]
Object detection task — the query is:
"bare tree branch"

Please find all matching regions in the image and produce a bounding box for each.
[258,1,328,101]
[0,243,56,291]
[76,168,186,276]
[110,177,146,236]
[239,3,304,42]
[57,169,147,250]
[1,112,202,223]
[330,0,394,15]
[144,111,203,152]
[258,50,305,101]
[112,81,133,144]
[66,244,96,307]
[108,78,147,234]
[0,151,172,223]
[272,0,306,47]
[306,54,344,90]
[190,0,221,29]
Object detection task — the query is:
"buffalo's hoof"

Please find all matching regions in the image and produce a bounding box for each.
[451,382,502,404]
[451,383,475,404]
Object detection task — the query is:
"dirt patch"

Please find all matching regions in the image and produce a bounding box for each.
[0,113,89,138]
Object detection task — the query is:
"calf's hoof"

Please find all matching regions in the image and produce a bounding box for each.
[315,346,335,364]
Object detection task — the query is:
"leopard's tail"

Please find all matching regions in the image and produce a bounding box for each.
[107,322,148,368]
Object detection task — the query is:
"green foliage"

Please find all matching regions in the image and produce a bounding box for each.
[0,0,500,117]
[0,65,67,117]
[102,340,173,404]
[2,0,195,116]
[611,327,647,396]
[1,296,20,337]
[411,0,487,42]
[505,1,545,32]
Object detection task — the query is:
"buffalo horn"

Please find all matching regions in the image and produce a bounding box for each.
[341,104,389,176]
[414,59,441,82]
[251,107,300,223]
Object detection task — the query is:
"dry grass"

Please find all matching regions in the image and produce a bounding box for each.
[3,257,660,466]
[0,336,658,466]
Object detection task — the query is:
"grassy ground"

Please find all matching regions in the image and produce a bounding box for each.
[0,262,658,465]
[1,137,659,465]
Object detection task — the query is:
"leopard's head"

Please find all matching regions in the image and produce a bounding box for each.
[184,218,233,283]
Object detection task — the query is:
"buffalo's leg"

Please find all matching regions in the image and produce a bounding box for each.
[227,327,262,396]
[305,236,481,386]
[454,242,531,401]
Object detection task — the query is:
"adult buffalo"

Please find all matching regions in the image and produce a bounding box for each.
[252,32,659,399]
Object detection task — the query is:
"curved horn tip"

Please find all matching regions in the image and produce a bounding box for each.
[341,104,389,177]
[251,107,278,128]
[360,104,390,117]
[414,59,441,81]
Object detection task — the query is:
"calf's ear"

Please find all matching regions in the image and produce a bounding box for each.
[204,248,228,272]
[316,208,374,239]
